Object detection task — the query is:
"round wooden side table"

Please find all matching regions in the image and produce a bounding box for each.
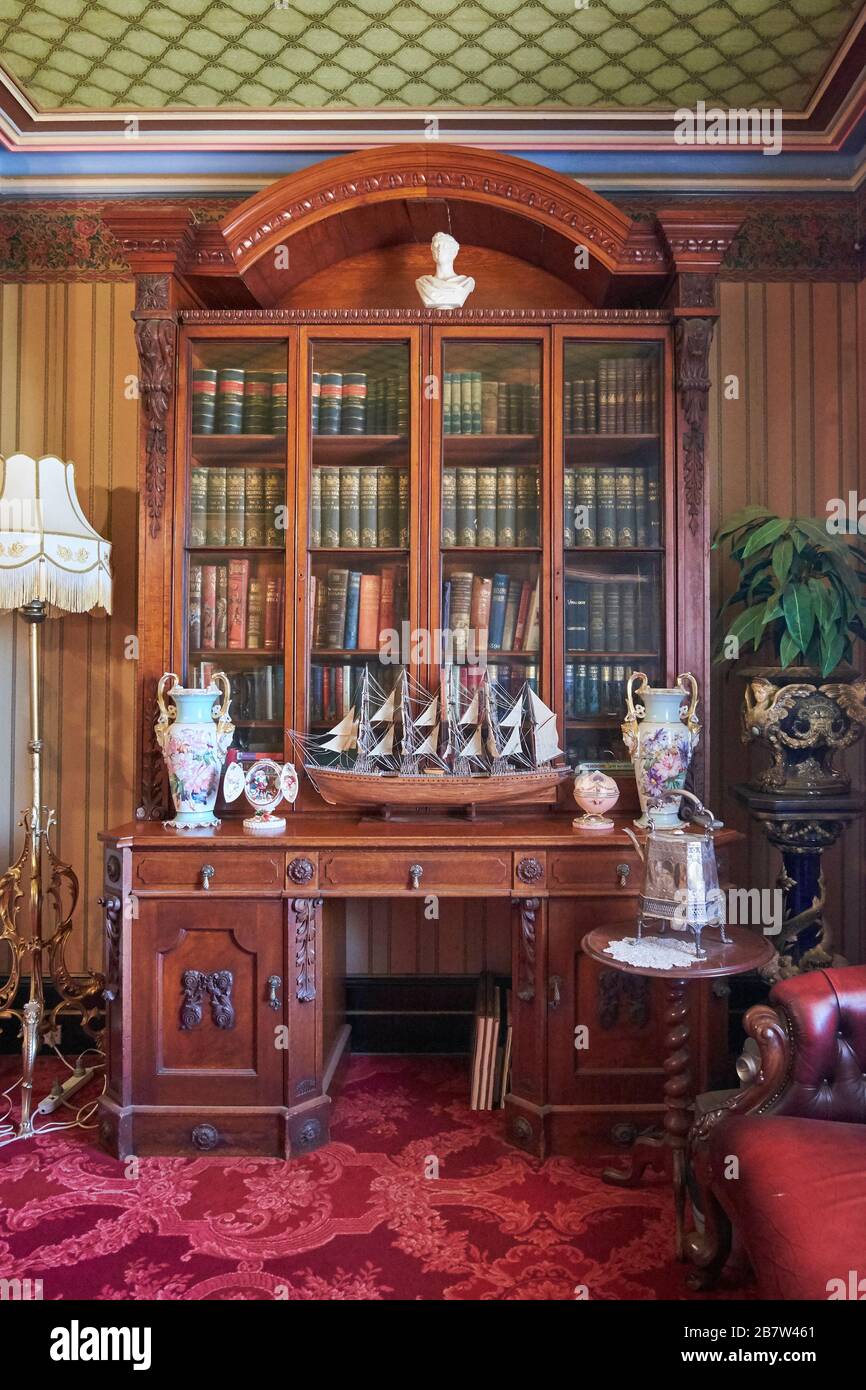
[581,924,776,1261]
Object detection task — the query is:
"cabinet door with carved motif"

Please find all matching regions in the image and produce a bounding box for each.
[131,898,285,1108]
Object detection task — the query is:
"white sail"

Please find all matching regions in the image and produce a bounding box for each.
[457,726,486,761]
[499,722,524,759]
[323,708,356,738]
[321,721,359,753]
[415,724,440,757]
[500,690,524,728]
[415,695,439,728]
[370,688,397,723]
[369,727,395,757]
[527,689,557,726]
[534,715,563,764]
[459,690,480,726]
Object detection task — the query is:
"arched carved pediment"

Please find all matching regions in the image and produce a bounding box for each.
[219,145,640,309]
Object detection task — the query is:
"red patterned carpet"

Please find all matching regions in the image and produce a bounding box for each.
[0,1055,732,1300]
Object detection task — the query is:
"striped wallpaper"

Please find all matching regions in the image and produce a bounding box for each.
[0,279,863,974]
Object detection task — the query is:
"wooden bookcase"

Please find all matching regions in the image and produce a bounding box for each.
[97,147,742,1161]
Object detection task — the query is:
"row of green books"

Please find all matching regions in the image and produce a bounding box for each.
[311,466,409,549]
[192,367,288,436]
[565,661,640,719]
[565,572,660,654]
[190,467,283,548]
[564,465,661,548]
[312,372,409,435]
[443,374,540,436]
[442,466,539,547]
[564,357,660,434]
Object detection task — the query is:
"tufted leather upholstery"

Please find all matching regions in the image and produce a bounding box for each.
[765,966,866,1123]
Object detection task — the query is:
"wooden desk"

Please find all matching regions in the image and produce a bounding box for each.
[97,815,739,1161]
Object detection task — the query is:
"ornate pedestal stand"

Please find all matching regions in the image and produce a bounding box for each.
[581,924,775,1260]
[733,785,865,972]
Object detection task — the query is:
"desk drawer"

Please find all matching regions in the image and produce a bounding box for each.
[318,850,511,895]
[132,850,283,892]
[548,849,640,894]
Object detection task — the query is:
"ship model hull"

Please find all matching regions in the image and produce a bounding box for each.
[306,764,568,809]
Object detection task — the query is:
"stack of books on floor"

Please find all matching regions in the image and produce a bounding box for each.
[311,466,409,548]
[311,565,406,652]
[565,570,658,653]
[443,374,540,435]
[190,466,284,548]
[189,563,284,652]
[564,357,660,434]
[443,573,540,662]
[470,973,513,1111]
[311,370,409,434]
[193,367,288,435]
[563,465,660,547]
[443,465,539,547]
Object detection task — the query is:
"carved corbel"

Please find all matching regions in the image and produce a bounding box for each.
[133,277,177,541]
[292,898,322,1002]
[512,896,540,1002]
[675,315,715,537]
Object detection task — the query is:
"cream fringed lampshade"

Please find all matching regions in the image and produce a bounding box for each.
[0,453,112,614]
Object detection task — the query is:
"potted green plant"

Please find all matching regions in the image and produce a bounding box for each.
[712,507,866,795]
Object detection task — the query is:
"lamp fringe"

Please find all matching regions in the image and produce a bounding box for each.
[0,558,112,615]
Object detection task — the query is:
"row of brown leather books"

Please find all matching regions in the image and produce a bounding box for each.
[565,358,660,434]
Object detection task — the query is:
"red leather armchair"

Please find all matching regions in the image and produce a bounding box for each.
[688,966,866,1298]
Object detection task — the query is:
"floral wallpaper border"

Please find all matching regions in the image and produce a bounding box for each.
[0,194,862,283]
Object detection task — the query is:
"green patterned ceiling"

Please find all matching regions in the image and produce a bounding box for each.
[0,0,861,113]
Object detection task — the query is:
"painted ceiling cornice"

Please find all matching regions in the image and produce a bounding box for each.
[1,1,865,192]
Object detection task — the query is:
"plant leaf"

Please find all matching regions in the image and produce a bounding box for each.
[779,629,800,667]
[772,536,793,585]
[741,517,790,559]
[782,583,815,653]
[711,506,772,547]
[820,627,844,678]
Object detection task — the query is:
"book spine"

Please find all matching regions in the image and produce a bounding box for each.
[359,467,378,548]
[216,368,244,434]
[573,379,586,433]
[488,572,509,651]
[215,564,228,648]
[205,468,227,545]
[243,371,272,434]
[341,372,367,434]
[191,369,217,435]
[264,470,282,547]
[476,467,497,547]
[313,578,328,648]
[574,661,587,715]
[481,379,498,434]
[225,467,246,546]
[496,466,517,547]
[320,468,340,547]
[309,468,322,548]
[516,467,538,546]
[615,359,626,433]
[377,468,398,547]
[647,469,661,546]
[200,564,217,650]
[507,382,521,434]
[471,371,482,435]
[264,577,281,650]
[501,578,521,650]
[398,468,410,549]
[634,360,645,434]
[460,373,473,435]
[633,467,647,546]
[565,662,575,717]
[605,583,622,652]
[624,361,636,434]
[597,360,610,433]
[343,571,361,650]
[443,373,452,435]
[396,377,409,436]
[326,568,349,648]
[247,578,264,648]
[563,381,573,434]
[563,467,576,547]
[244,468,266,546]
[189,467,208,546]
[496,382,508,434]
[512,580,531,650]
[589,582,606,651]
[586,662,601,716]
[442,468,457,547]
[188,564,202,650]
[227,558,250,649]
[456,467,477,546]
[574,466,597,545]
[357,573,381,651]
[596,468,617,546]
[378,564,396,637]
[615,466,636,546]
[586,377,598,433]
[310,371,320,434]
[339,466,361,547]
[271,371,288,434]
[320,372,342,434]
[621,581,637,651]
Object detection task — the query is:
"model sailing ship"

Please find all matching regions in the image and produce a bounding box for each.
[294,666,568,809]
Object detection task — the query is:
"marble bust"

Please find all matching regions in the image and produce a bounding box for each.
[415,232,475,309]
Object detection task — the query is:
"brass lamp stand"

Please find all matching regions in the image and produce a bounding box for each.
[0,454,112,1142]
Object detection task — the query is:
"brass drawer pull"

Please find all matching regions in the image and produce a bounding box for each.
[616,862,630,888]
[548,974,562,1010]
[408,863,423,890]
[267,975,282,1011]
[200,864,215,891]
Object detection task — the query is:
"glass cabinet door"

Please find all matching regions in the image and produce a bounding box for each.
[185,337,288,758]
[561,338,664,768]
[438,338,543,725]
[304,337,412,744]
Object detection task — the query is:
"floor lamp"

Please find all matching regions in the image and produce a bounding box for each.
[0,453,112,1141]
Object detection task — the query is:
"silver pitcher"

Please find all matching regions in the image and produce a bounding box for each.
[623,790,728,958]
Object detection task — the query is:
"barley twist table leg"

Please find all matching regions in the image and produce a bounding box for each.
[663,977,692,1261]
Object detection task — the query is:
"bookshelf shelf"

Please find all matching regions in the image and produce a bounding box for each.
[191,435,285,461]
[310,547,408,558]
[186,545,285,554]
[311,648,385,659]
[190,648,284,661]
[443,546,542,556]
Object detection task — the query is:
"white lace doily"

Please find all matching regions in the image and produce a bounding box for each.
[603,936,702,970]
